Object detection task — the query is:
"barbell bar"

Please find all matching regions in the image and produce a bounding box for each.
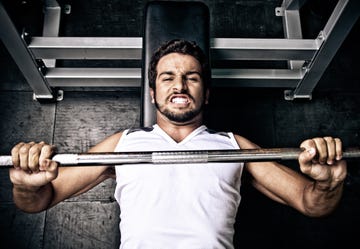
[0,147,359,167]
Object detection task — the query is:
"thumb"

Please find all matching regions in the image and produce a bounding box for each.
[299,147,316,165]
[39,159,59,181]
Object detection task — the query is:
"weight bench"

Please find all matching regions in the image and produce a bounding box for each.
[140,0,210,127]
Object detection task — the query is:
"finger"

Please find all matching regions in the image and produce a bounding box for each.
[39,144,56,165]
[298,147,317,172]
[11,142,24,169]
[300,138,316,151]
[19,142,35,171]
[299,139,317,166]
[43,159,58,171]
[39,159,59,181]
[334,137,343,160]
[324,136,336,165]
[313,137,327,164]
[28,143,44,172]
[299,139,317,157]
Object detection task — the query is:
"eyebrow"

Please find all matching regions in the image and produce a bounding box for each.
[158,71,202,78]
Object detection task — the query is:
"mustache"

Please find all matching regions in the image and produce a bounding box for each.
[167,90,195,102]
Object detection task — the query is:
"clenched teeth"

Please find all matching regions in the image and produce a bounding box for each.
[171,97,188,104]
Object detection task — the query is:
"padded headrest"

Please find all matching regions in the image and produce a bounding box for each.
[141,0,210,127]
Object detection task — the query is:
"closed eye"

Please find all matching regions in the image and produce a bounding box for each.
[185,75,201,83]
[185,72,201,83]
[187,77,199,82]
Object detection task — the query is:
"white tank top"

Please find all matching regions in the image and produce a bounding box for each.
[114,125,244,249]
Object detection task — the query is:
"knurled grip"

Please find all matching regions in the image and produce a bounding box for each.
[152,151,209,164]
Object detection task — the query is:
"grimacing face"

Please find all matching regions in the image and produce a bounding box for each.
[150,53,209,123]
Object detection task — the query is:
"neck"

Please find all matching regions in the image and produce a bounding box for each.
[156,112,204,143]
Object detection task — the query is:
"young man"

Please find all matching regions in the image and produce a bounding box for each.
[10,39,347,248]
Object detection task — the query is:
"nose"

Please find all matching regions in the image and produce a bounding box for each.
[172,75,187,91]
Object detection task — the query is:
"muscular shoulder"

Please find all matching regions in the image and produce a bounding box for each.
[88,131,124,153]
[233,134,260,149]
[86,131,123,178]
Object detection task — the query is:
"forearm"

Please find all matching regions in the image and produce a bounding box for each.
[12,183,54,213]
[302,180,344,217]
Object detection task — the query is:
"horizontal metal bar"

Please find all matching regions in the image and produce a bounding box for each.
[46,68,141,87]
[211,68,303,88]
[29,37,142,60]
[44,68,303,88]
[212,68,304,79]
[211,38,320,60]
[29,37,320,61]
[1,147,359,167]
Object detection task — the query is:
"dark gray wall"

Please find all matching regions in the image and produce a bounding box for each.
[0,0,359,248]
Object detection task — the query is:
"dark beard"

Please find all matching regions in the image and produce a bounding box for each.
[156,104,203,122]
[153,92,204,123]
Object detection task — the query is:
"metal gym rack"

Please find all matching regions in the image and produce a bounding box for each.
[0,0,359,101]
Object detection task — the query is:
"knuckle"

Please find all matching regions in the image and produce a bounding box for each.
[40,144,56,161]
[317,137,326,146]
[323,136,334,143]
[29,145,41,154]
[11,146,19,155]
[311,137,321,146]
[300,139,313,148]
[19,145,30,154]
[42,144,52,154]
[11,142,25,156]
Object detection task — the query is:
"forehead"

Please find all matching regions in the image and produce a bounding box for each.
[157,53,202,73]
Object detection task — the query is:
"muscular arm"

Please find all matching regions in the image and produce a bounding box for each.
[235,135,346,217]
[10,132,123,213]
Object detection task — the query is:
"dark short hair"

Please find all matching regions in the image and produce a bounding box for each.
[148,39,211,90]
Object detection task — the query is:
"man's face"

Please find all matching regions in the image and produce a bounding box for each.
[151,53,209,123]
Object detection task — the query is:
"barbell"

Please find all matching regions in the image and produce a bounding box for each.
[0,147,359,167]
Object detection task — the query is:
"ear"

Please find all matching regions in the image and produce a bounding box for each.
[150,88,155,103]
